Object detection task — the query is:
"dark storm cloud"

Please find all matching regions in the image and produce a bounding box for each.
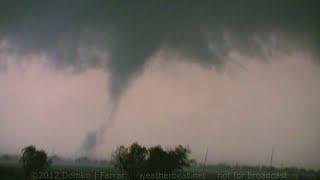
[1,0,319,101]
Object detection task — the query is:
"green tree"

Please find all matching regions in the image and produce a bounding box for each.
[112,143,192,179]
[112,142,148,179]
[20,145,51,178]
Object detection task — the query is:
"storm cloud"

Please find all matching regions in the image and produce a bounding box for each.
[1,0,319,98]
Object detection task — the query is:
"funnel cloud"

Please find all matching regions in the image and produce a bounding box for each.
[0,1,320,160]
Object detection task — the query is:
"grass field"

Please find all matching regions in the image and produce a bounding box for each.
[1,161,320,180]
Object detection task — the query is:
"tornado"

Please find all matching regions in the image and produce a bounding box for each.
[0,1,319,157]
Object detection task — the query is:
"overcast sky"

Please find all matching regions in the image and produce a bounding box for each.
[0,0,320,169]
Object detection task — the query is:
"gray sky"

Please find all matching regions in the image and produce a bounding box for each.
[0,0,320,169]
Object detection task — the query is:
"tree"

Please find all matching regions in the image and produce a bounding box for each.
[112,143,148,179]
[112,143,192,179]
[146,145,192,173]
[20,145,51,177]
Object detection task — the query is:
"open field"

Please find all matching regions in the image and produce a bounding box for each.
[1,161,319,180]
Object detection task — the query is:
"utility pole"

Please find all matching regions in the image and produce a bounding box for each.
[270,148,274,168]
[203,147,208,166]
